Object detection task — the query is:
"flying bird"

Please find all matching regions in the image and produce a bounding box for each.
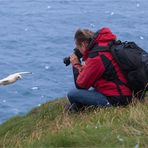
[0,72,32,86]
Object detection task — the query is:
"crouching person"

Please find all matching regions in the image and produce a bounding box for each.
[66,28,132,112]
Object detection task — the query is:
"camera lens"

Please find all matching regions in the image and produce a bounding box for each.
[63,57,70,66]
[63,48,82,66]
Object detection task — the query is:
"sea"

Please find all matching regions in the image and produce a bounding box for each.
[0,0,148,124]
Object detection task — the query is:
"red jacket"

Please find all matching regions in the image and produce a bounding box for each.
[74,28,132,97]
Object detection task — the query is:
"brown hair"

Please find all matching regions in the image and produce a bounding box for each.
[74,29,94,47]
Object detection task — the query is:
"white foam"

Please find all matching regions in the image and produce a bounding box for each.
[31,86,39,90]
[136,3,140,7]
[2,100,6,103]
[47,6,51,9]
[140,36,144,40]
[45,65,49,70]
[25,28,28,31]
[110,12,114,16]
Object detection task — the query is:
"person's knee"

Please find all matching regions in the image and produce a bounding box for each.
[67,89,79,103]
[67,89,77,98]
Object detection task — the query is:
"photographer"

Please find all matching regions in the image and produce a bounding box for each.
[66,28,132,111]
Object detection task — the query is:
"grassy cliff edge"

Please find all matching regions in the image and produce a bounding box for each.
[0,97,147,147]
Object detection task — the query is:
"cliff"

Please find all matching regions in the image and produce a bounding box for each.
[0,97,147,147]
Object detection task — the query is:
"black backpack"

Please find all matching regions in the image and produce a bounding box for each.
[89,40,148,99]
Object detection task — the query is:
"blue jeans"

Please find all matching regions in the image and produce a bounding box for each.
[67,88,111,108]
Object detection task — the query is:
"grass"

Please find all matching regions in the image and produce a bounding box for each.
[0,97,147,147]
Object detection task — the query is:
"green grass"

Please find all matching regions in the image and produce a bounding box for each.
[0,97,147,148]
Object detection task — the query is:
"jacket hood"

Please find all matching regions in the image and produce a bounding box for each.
[83,27,117,60]
[89,27,117,48]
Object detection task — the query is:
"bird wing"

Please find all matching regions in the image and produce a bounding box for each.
[17,72,32,75]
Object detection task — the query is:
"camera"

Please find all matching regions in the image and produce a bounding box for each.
[63,48,83,66]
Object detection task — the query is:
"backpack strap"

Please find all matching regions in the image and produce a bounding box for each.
[88,40,118,58]
[88,45,110,58]
[100,55,125,96]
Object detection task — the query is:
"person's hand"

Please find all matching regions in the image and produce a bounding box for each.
[70,53,80,66]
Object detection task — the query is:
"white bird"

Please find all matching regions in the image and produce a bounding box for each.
[0,72,32,86]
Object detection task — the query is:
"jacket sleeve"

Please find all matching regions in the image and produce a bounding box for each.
[75,57,105,89]
[72,66,82,89]
[72,63,84,89]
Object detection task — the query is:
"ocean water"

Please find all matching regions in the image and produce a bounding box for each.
[0,0,148,124]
